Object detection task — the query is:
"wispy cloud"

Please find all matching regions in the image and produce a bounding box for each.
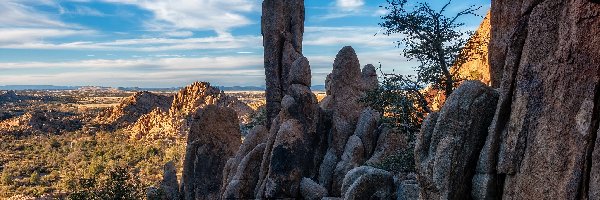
[336,0,365,11]
[100,0,258,36]
[0,56,266,87]
[304,26,392,47]
[0,35,262,51]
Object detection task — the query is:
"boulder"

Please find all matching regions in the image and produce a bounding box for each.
[365,126,406,166]
[180,105,241,200]
[341,166,396,200]
[300,178,328,200]
[415,81,498,199]
[331,135,366,195]
[222,143,267,199]
[354,108,381,157]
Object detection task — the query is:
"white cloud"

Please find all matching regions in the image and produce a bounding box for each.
[304,26,392,47]
[0,28,95,45]
[0,35,262,51]
[0,56,265,87]
[0,1,67,28]
[336,0,365,11]
[101,0,258,36]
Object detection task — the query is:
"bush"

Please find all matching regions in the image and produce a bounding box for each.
[29,171,41,185]
[1,170,13,185]
[67,166,146,200]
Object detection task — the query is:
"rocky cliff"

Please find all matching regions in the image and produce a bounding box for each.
[416,0,600,199]
[124,82,252,141]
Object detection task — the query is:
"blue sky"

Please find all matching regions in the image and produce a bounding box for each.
[0,0,489,87]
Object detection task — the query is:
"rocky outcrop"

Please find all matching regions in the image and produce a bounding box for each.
[180,105,241,200]
[453,12,491,86]
[96,91,172,128]
[126,82,250,141]
[0,110,82,135]
[475,1,600,199]
[262,0,305,127]
[415,81,498,199]
[221,125,269,199]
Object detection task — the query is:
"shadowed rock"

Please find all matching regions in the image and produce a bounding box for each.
[415,81,498,199]
[180,105,241,200]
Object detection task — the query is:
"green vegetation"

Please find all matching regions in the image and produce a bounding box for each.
[0,131,186,198]
[67,166,146,200]
[364,0,482,172]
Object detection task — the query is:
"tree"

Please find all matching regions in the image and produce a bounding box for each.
[379,0,481,97]
[363,0,482,172]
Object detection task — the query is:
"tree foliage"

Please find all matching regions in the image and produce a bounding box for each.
[67,166,146,200]
[379,0,481,97]
[364,0,482,172]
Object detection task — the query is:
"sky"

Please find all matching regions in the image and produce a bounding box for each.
[0,0,490,87]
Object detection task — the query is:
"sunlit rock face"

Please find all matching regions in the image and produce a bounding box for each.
[96,91,172,129]
[452,11,491,86]
[123,82,252,141]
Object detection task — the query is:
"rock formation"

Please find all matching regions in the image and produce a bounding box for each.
[341,166,396,199]
[213,0,423,199]
[413,1,600,199]
[158,161,180,200]
[478,0,600,199]
[125,82,251,141]
[0,110,82,135]
[180,105,241,200]
[262,0,305,127]
[415,81,498,199]
[96,91,172,129]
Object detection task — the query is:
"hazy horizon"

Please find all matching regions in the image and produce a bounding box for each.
[0,0,489,87]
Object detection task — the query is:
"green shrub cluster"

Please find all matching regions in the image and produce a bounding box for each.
[0,131,186,198]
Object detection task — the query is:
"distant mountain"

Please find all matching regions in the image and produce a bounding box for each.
[0,85,80,90]
[311,85,326,91]
[218,86,265,91]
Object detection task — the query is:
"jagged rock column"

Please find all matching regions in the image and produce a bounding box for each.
[262,0,305,127]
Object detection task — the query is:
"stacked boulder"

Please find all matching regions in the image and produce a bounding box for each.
[215,0,414,197]
[181,1,417,199]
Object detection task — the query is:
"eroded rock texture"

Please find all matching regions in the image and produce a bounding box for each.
[474,0,600,199]
[180,105,241,200]
[415,81,498,199]
[262,0,305,127]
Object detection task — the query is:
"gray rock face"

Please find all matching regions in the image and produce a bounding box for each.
[361,64,378,91]
[415,81,498,200]
[160,161,179,200]
[262,0,305,127]
[341,166,396,200]
[180,105,241,200]
[329,46,366,156]
[222,143,266,199]
[221,125,268,195]
[476,1,600,199]
[354,108,381,157]
[300,178,328,200]
[365,126,406,166]
[332,135,366,195]
[289,56,312,86]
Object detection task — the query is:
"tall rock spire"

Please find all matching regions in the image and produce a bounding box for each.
[261,0,305,127]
